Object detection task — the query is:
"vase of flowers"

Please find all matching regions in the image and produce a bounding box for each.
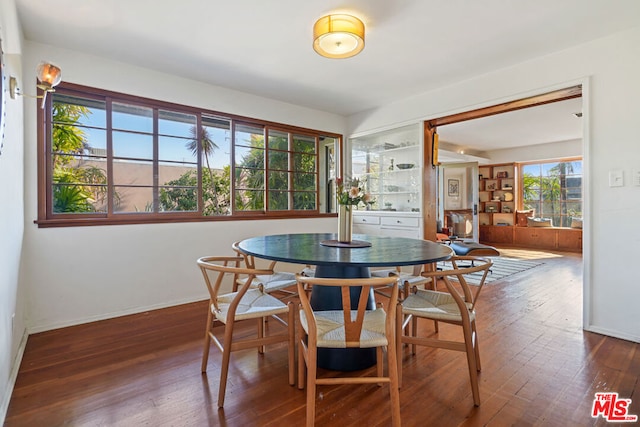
[336,177,372,243]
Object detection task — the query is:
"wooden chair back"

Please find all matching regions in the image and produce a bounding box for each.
[295,274,400,347]
[420,256,493,311]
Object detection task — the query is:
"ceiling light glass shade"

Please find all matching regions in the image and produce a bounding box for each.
[313,14,365,59]
[36,62,62,89]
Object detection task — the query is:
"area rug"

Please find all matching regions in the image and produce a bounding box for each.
[437,256,543,285]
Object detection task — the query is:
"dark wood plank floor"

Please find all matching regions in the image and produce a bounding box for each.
[5,248,640,426]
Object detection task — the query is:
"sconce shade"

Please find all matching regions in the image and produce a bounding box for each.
[36,62,62,89]
[313,14,365,59]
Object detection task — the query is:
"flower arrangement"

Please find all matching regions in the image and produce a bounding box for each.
[336,177,373,209]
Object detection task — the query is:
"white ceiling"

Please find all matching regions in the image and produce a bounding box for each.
[437,97,583,153]
[14,0,639,149]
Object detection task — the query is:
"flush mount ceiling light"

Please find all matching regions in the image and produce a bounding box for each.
[10,61,62,108]
[313,14,365,59]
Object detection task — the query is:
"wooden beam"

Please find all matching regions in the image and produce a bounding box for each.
[430,85,582,127]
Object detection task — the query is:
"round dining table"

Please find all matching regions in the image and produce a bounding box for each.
[237,232,454,371]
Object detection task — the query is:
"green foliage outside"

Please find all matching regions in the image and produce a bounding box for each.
[51,99,316,214]
[233,133,316,211]
[522,162,581,227]
[52,102,109,213]
[159,165,231,215]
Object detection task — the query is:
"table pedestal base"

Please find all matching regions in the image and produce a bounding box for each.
[312,265,376,371]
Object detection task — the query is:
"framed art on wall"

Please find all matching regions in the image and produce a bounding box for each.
[448,179,459,197]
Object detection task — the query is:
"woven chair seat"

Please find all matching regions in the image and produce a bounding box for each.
[215,288,290,323]
[402,289,475,323]
[236,271,297,293]
[299,308,388,348]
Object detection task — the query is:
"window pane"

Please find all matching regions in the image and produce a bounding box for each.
[293,172,315,191]
[112,103,153,133]
[235,189,264,211]
[53,184,106,213]
[202,116,231,216]
[158,163,197,188]
[294,153,316,172]
[268,130,288,150]
[159,135,197,165]
[158,110,196,137]
[114,186,154,213]
[293,135,315,153]
[113,131,153,160]
[113,159,153,186]
[293,192,316,210]
[235,166,264,190]
[268,171,288,190]
[268,150,288,171]
[268,190,288,210]
[234,123,265,212]
[159,186,198,212]
[53,94,106,128]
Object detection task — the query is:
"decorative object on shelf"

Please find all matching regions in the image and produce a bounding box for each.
[486,181,496,190]
[504,192,514,201]
[313,14,365,59]
[336,177,373,243]
[396,163,414,170]
[389,158,394,171]
[497,171,509,178]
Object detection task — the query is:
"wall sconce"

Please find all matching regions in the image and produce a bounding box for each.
[313,14,365,59]
[10,61,62,108]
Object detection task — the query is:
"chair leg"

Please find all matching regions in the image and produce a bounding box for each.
[411,316,418,355]
[297,307,306,390]
[396,304,403,388]
[217,322,235,408]
[258,317,265,354]
[376,347,384,386]
[201,308,213,373]
[472,320,481,371]
[287,302,296,386]
[386,331,402,427]
[306,346,317,427]
[462,321,481,406]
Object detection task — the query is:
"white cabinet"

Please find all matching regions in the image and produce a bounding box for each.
[348,123,423,239]
[348,123,422,212]
[353,211,422,239]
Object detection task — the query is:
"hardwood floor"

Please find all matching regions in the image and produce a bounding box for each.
[5,249,640,426]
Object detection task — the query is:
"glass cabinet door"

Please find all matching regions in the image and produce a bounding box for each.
[348,124,421,213]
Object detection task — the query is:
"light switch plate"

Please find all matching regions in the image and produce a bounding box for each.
[609,170,624,187]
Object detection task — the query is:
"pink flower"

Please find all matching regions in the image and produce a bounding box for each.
[349,187,360,198]
[362,193,371,203]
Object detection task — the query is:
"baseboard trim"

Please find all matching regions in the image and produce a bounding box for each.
[27,294,208,334]
[0,329,28,425]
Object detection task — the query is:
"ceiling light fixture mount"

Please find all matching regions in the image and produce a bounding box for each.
[10,61,62,108]
[313,14,365,59]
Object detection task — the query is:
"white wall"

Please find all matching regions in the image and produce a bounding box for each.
[348,26,640,343]
[0,0,26,420]
[486,138,582,164]
[20,41,344,332]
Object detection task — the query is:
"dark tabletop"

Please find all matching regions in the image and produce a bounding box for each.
[237,233,453,267]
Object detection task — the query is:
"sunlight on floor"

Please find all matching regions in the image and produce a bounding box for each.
[497,248,564,260]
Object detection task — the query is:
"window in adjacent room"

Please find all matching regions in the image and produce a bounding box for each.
[521,158,582,227]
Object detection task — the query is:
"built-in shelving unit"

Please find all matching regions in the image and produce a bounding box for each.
[348,123,423,239]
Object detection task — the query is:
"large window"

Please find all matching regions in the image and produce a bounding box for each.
[38,83,339,226]
[521,159,582,227]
